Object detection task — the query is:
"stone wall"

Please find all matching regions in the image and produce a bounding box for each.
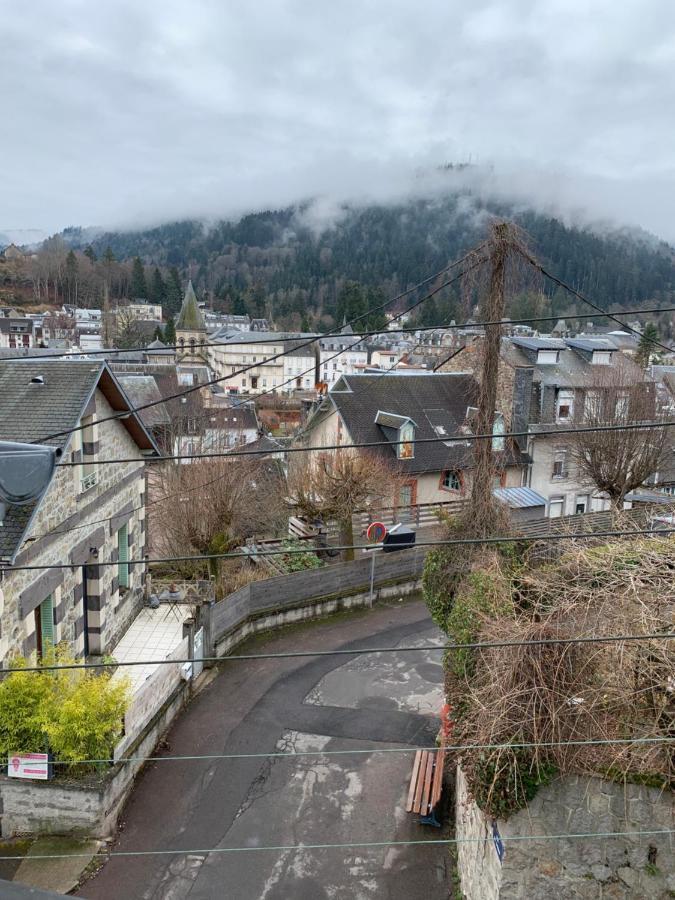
[438,336,518,429]
[455,765,675,899]
[0,677,191,839]
[0,388,147,662]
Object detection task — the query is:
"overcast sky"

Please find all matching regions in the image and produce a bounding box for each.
[2,0,675,240]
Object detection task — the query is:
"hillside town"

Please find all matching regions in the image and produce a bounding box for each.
[1,3,675,898]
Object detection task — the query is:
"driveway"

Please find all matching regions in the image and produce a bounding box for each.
[80,598,449,900]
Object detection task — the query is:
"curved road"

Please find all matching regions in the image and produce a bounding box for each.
[80,598,449,900]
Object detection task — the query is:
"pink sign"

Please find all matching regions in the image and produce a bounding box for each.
[7,752,51,780]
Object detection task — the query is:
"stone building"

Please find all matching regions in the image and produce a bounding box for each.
[0,360,158,662]
[175,281,208,364]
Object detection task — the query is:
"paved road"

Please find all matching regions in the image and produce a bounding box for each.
[80,598,449,900]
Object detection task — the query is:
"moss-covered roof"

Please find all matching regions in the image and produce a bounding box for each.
[176,280,206,332]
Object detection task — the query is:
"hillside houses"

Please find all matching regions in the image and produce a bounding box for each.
[440,334,660,516]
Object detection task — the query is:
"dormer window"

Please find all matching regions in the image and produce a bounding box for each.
[398,422,414,459]
[537,349,559,365]
[592,350,611,365]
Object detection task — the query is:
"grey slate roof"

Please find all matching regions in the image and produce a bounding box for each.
[564,338,616,352]
[0,360,157,561]
[116,375,171,428]
[325,373,521,475]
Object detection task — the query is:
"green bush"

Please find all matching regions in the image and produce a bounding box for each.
[44,671,129,770]
[447,568,514,678]
[0,648,130,774]
[0,666,53,759]
[472,747,557,819]
[422,547,464,631]
[278,540,324,573]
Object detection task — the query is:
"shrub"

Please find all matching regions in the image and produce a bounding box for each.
[44,671,130,772]
[0,665,53,760]
[278,540,324,573]
[0,647,130,775]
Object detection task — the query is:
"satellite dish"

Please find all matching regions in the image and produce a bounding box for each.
[0,441,61,512]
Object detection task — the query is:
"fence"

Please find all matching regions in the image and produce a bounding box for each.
[210,546,426,649]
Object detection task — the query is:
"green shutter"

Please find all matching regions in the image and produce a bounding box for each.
[118,524,129,588]
[40,595,54,649]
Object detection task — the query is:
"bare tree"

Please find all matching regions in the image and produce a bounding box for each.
[114,308,145,349]
[287,450,405,560]
[569,364,669,509]
[149,457,286,576]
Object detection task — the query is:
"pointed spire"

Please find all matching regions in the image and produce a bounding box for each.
[176,280,206,332]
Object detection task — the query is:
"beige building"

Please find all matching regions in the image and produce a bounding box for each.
[0,360,158,663]
[299,372,526,510]
[209,330,319,395]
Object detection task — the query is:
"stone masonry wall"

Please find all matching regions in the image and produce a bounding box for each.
[438,336,518,429]
[0,388,147,662]
[455,765,675,899]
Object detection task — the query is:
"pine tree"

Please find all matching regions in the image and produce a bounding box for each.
[153,325,164,342]
[165,267,183,315]
[65,250,79,305]
[164,316,176,345]
[83,245,97,263]
[150,267,166,305]
[636,322,658,368]
[130,256,148,300]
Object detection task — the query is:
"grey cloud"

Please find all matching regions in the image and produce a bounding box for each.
[1,0,674,239]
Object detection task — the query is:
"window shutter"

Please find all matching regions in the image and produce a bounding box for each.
[118,524,129,588]
[41,595,54,649]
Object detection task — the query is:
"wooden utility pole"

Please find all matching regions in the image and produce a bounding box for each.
[470,222,509,535]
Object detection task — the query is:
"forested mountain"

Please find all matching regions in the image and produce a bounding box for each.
[58,193,675,334]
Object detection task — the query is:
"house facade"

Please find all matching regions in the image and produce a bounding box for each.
[440,334,652,517]
[208,330,319,395]
[299,372,526,510]
[0,360,158,663]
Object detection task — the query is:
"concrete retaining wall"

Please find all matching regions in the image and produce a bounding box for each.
[455,765,675,899]
[0,680,190,839]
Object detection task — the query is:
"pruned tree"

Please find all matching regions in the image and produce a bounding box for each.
[287,450,405,560]
[569,364,669,509]
[150,457,286,579]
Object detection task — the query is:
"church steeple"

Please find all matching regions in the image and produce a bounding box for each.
[176,280,206,332]
[175,280,208,363]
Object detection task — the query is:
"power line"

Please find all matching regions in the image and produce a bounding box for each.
[530,257,675,355]
[46,736,674,768]
[54,418,675,467]
[7,631,673,673]
[5,526,675,573]
[34,252,481,445]
[1,829,672,861]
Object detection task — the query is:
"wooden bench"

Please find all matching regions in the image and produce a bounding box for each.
[406,746,445,827]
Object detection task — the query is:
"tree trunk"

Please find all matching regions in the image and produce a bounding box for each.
[341,515,355,561]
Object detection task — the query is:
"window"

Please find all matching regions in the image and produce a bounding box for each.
[575,495,589,515]
[35,594,54,657]
[262,378,267,387]
[231,366,236,374]
[442,470,461,491]
[584,390,602,419]
[556,389,574,422]
[398,423,415,459]
[552,448,568,479]
[242,377,247,387]
[537,349,559,364]
[251,376,258,390]
[615,392,629,419]
[492,414,505,451]
[549,496,565,518]
[118,524,129,589]
[592,350,611,365]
